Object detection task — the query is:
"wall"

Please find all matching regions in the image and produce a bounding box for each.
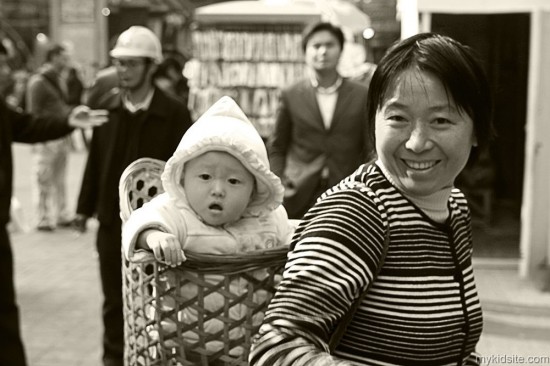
[49,0,108,86]
[520,9,550,280]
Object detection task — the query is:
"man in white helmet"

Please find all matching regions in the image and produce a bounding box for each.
[74,26,193,366]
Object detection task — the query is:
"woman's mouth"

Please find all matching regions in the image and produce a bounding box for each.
[402,159,439,171]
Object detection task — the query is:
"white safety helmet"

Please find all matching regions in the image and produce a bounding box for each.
[110,26,163,63]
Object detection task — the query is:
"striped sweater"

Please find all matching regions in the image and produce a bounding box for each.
[249,163,483,366]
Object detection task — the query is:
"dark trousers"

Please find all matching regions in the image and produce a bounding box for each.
[285,176,330,220]
[96,221,124,366]
[0,226,27,366]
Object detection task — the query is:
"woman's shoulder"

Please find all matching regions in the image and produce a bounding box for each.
[310,164,389,224]
[331,163,389,198]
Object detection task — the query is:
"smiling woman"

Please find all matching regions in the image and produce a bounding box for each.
[374,68,477,198]
[249,32,495,366]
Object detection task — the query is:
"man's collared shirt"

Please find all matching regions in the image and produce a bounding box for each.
[310,74,343,130]
[122,88,155,113]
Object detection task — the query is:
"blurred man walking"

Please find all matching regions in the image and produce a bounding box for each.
[26,43,74,231]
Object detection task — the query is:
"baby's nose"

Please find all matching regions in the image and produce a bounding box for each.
[211,181,225,197]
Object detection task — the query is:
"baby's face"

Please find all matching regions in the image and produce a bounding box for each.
[183,151,255,226]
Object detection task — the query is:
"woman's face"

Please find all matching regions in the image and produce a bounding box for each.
[375,68,477,197]
[183,151,255,226]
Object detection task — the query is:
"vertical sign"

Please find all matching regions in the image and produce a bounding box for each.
[61,0,95,23]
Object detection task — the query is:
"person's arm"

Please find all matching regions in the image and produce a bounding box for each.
[8,99,107,145]
[135,229,185,266]
[121,194,187,263]
[9,80,73,142]
[249,188,387,365]
[267,90,292,178]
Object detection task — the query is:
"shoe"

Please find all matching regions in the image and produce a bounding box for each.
[36,224,55,232]
[57,219,74,228]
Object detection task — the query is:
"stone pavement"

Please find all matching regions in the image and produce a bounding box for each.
[9,144,550,366]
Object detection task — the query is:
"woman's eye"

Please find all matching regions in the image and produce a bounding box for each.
[387,114,407,123]
[433,117,452,125]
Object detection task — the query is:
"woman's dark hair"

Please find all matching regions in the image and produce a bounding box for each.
[45,44,66,62]
[301,21,345,52]
[153,57,183,79]
[366,32,495,153]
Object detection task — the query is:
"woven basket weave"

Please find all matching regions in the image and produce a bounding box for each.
[119,158,288,366]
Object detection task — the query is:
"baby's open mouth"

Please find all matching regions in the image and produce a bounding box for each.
[209,203,223,211]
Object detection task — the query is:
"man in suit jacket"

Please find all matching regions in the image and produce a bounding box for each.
[268,22,373,219]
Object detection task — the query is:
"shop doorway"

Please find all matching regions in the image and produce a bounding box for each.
[431,13,530,258]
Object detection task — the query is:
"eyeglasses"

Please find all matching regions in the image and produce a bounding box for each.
[112,58,146,69]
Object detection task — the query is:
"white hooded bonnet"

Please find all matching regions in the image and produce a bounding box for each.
[161,96,284,217]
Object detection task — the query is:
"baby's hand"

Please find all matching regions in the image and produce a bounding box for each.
[145,231,186,266]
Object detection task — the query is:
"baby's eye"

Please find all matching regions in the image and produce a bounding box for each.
[198,174,211,180]
[228,178,241,185]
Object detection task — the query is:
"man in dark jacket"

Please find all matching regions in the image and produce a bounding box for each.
[0,42,107,366]
[74,26,192,366]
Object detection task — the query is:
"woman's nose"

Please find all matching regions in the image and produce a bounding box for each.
[405,123,434,152]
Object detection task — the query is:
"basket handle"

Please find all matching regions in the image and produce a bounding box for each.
[127,249,156,263]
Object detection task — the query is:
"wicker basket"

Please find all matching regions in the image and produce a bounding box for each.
[119,158,288,366]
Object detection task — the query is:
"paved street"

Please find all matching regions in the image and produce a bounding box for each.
[11,143,102,366]
[9,143,550,366]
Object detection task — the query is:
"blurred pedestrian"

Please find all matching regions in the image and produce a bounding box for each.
[73,26,193,366]
[26,43,74,231]
[4,69,30,111]
[85,65,119,110]
[85,33,120,110]
[0,41,108,366]
[268,22,373,219]
[66,65,84,106]
[250,32,494,365]
[153,56,190,107]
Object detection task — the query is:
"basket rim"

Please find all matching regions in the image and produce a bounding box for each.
[119,157,166,222]
[129,245,289,267]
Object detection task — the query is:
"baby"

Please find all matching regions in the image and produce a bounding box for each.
[122,96,295,357]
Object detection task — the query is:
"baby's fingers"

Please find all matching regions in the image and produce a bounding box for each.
[162,238,183,267]
[150,242,165,263]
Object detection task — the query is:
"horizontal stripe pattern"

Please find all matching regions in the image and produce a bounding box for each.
[249,164,482,366]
